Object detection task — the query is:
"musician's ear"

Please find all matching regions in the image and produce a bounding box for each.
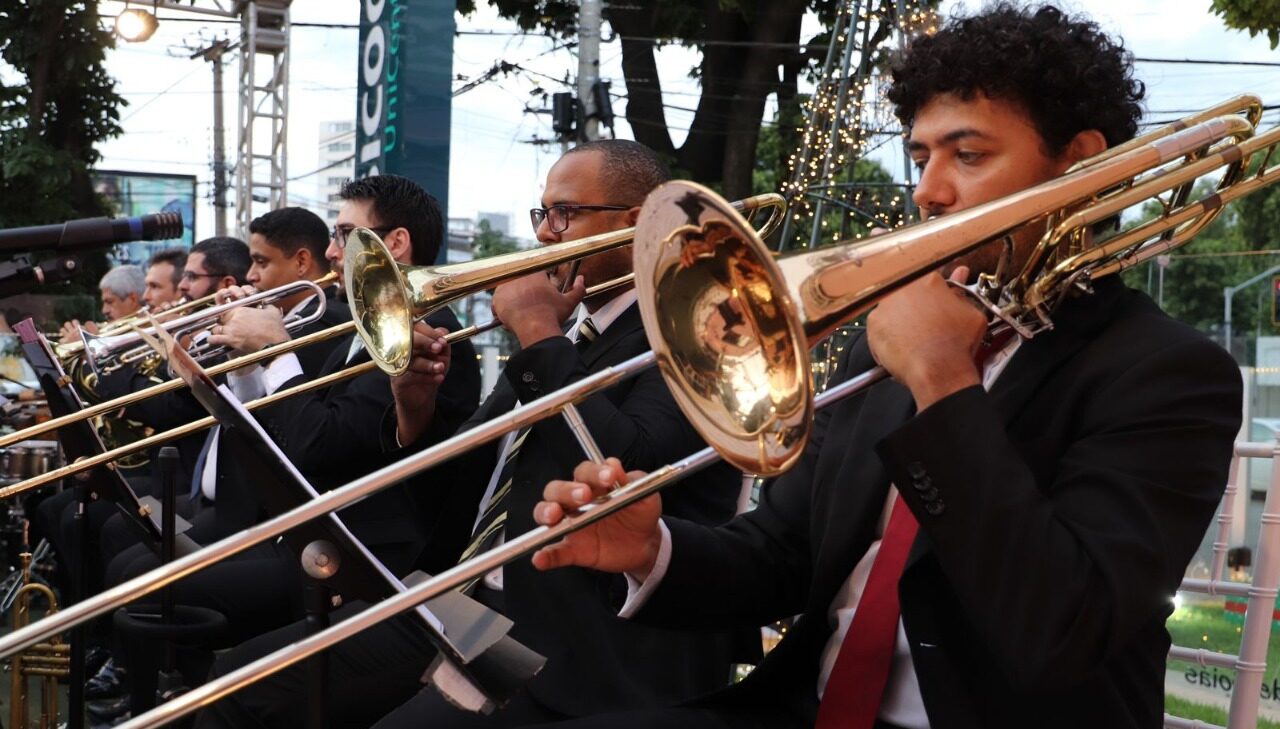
[1063,129,1107,166]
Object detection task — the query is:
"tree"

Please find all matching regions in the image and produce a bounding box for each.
[0,0,126,311]
[0,0,124,226]
[469,218,523,353]
[754,103,906,251]
[1121,179,1280,360]
[460,0,927,200]
[1210,0,1280,48]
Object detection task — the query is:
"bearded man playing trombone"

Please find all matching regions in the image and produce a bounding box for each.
[528,5,1243,729]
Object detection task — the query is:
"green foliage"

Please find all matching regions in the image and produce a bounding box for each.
[459,0,930,198]
[0,0,126,300]
[1120,178,1280,360]
[472,219,522,260]
[470,219,521,352]
[1211,0,1280,48]
[1165,694,1280,728]
[1166,602,1280,727]
[0,0,124,226]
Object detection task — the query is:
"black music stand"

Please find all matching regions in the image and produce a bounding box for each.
[14,318,201,729]
[158,333,544,724]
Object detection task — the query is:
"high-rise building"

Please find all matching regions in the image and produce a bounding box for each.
[317,121,356,221]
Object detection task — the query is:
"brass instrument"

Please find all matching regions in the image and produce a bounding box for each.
[0,275,634,500]
[346,193,788,375]
[6,550,68,729]
[7,96,1269,729]
[63,272,338,379]
[0,195,786,455]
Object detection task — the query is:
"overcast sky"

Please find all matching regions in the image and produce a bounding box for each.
[89,0,1280,244]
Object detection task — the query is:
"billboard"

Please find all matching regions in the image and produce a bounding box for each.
[356,0,454,264]
[93,170,196,263]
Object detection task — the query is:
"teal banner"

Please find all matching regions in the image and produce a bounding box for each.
[356,0,454,263]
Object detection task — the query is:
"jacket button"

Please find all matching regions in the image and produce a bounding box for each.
[911,476,932,492]
[907,461,927,479]
[918,486,939,503]
[925,499,945,516]
[521,372,536,383]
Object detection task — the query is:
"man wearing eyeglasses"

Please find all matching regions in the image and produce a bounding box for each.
[193,141,745,729]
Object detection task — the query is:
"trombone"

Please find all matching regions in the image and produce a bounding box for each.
[0,194,786,452]
[0,195,786,494]
[345,193,788,375]
[63,273,338,378]
[4,96,1277,728]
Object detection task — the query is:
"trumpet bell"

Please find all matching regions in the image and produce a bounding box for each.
[344,228,416,375]
[635,182,812,476]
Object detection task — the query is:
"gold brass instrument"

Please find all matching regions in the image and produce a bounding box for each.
[53,295,196,362]
[0,195,786,454]
[0,274,637,500]
[64,272,338,379]
[6,97,1270,729]
[6,550,68,729]
[346,193,788,375]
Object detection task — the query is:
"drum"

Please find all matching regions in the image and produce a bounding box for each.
[6,441,60,481]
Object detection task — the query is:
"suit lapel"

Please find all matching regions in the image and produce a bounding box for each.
[987,276,1126,425]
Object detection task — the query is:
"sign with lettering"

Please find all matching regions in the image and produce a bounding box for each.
[356,0,454,263]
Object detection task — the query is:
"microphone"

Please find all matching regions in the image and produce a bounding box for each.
[0,212,184,255]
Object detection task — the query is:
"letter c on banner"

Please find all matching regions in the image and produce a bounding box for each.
[361,86,383,138]
[363,25,386,87]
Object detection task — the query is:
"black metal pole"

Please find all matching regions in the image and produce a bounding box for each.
[303,579,332,729]
[68,482,88,729]
[158,447,179,675]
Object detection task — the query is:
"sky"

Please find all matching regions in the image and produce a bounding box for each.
[87,0,1280,245]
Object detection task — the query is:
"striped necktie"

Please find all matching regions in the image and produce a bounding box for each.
[457,317,600,577]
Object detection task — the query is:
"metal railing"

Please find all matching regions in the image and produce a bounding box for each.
[1166,439,1280,729]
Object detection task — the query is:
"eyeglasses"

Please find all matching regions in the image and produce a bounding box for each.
[529,204,630,234]
[180,271,223,283]
[330,225,393,248]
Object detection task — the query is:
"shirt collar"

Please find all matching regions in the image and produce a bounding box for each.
[570,288,638,342]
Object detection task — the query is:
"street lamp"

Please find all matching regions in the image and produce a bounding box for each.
[114,5,158,43]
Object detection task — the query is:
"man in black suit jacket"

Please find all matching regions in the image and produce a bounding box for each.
[528,7,1243,729]
[193,141,743,729]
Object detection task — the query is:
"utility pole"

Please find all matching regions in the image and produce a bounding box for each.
[577,0,602,143]
[192,39,234,236]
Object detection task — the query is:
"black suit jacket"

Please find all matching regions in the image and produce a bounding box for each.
[637,278,1242,729]
[254,306,479,576]
[420,302,745,717]
[95,293,350,495]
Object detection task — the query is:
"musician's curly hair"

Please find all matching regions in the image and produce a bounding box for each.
[887,3,1145,153]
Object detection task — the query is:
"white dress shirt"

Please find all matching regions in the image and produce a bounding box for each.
[197,294,318,499]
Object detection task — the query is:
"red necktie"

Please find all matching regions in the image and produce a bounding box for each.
[815,493,919,729]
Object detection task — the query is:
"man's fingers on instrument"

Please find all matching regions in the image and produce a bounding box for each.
[531,541,573,571]
[571,457,626,490]
[533,498,566,527]
[543,479,594,511]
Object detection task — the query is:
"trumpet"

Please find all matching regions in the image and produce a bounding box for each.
[7,549,68,729]
[346,193,788,375]
[66,273,338,379]
[0,194,786,454]
[9,96,1274,729]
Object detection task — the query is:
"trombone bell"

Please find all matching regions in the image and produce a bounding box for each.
[634,185,812,476]
[344,228,416,376]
